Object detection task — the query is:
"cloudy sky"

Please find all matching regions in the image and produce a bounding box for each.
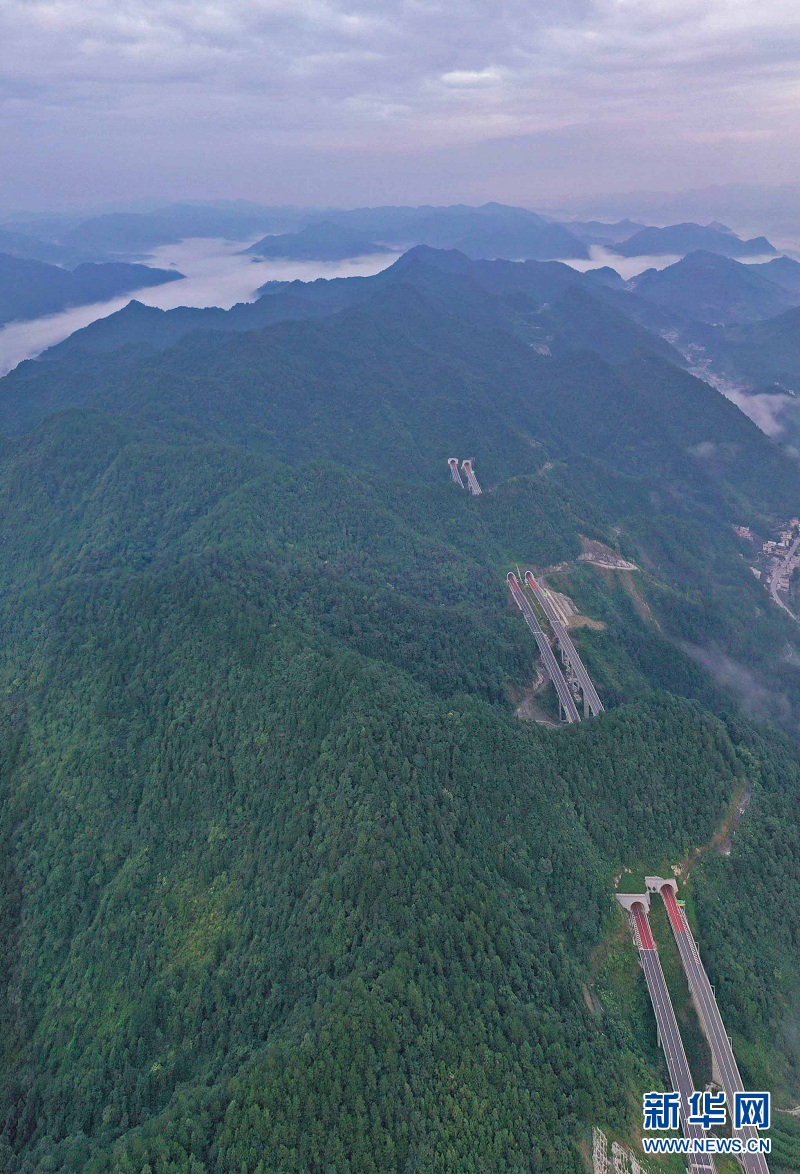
[1,0,799,209]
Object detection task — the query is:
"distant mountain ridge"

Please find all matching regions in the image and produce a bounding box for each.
[245,221,389,261]
[0,228,90,267]
[614,221,777,258]
[752,255,800,294]
[1,201,591,262]
[561,219,646,245]
[2,202,784,268]
[0,202,305,260]
[292,204,590,260]
[0,252,183,326]
[550,181,800,237]
[628,250,800,324]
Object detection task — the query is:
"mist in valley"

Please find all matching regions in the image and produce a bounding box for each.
[0,237,400,376]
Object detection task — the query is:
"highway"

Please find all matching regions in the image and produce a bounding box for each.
[461,459,482,495]
[507,572,581,722]
[658,884,769,1174]
[628,900,716,1174]
[448,457,465,487]
[524,572,603,716]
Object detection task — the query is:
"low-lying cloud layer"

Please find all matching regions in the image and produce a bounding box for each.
[2,0,800,206]
[681,641,795,728]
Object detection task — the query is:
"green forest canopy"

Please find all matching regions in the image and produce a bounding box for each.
[1,260,800,1171]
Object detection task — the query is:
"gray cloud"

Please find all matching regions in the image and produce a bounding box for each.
[722,389,794,437]
[1,0,800,207]
[681,641,794,727]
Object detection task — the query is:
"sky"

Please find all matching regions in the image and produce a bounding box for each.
[2,0,800,210]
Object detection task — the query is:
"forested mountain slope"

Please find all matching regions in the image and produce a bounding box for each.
[2,256,800,1170]
[706,305,800,389]
[42,247,675,366]
[1,278,793,516]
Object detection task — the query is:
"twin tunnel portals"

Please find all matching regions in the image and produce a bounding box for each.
[617,881,770,1174]
[448,456,481,494]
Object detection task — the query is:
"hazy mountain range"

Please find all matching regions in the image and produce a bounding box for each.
[551,182,800,239]
[0,200,783,265]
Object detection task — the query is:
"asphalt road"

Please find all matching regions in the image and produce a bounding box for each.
[631,901,717,1174]
[524,572,603,715]
[660,887,769,1174]
[507,573,581,722]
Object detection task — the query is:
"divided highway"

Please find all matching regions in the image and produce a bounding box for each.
[657,883,770,1174]
[507,572,580,722]
[626,899,716,1174]
[524,572,603,716]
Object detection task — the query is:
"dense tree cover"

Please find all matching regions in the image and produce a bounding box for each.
[2,259,800,1169]
[0,520,749,1168]
[38,247,665,364]
[691,721,800,1068]
[7,268,799,524]
[0,411,795,1169]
